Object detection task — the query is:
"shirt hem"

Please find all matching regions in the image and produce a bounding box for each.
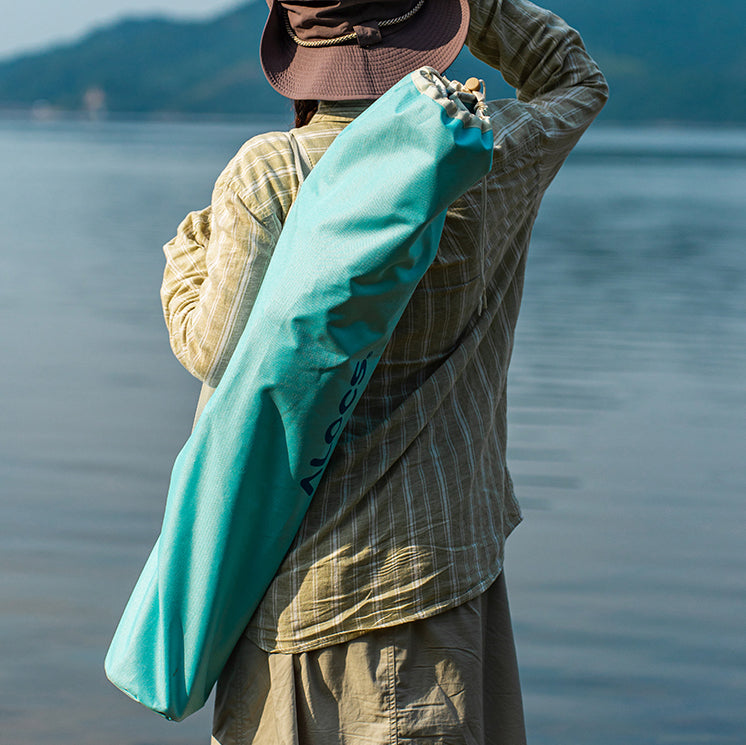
[246,510,523,655]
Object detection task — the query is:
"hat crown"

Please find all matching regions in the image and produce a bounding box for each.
[282,0,421,43]
[261,0,470,101]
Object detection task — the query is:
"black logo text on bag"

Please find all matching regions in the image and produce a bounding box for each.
[300,354,372,496]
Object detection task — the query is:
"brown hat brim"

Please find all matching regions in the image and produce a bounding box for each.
[261,0,470,100]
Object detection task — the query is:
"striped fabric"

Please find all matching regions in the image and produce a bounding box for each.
[161,0,608,654]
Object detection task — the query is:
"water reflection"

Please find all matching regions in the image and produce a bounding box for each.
[504,133,746,743]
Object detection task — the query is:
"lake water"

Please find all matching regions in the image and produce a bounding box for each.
[1,118,744,745]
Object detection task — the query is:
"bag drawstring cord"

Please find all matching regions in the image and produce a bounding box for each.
[478,174,488,316]
[462,76,490,316]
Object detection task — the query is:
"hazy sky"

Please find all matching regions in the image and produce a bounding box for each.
[2,0,246,60]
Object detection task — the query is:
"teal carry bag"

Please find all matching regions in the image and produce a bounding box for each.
[105,67,493,721]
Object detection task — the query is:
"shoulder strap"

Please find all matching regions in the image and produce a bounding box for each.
[191,132,313,429]
[287,131,312,185]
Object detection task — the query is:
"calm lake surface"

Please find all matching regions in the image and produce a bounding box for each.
[1,118,744,745]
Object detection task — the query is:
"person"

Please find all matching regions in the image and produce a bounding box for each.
[160,0,608,742]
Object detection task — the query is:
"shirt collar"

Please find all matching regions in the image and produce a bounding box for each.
[312,100,374,123]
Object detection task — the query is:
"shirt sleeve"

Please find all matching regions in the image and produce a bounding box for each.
[467,0,609,181]
[160,149,284,386]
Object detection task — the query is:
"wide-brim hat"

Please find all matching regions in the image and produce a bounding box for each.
[261,0,470,100]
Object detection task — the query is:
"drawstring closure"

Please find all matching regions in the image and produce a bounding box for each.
[462,76,490,122]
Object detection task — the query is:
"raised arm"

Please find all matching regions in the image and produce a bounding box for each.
[467,0,608,177]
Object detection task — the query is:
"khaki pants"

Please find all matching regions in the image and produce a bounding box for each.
[212,573,526,745]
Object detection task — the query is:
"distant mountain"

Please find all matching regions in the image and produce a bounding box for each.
[0,0,743,123]
[0,3,283,117]
[544,0,746,124]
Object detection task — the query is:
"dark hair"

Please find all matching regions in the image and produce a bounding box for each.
[294,99,319,128]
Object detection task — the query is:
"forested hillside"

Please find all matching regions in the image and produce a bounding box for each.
[0,0,743,122]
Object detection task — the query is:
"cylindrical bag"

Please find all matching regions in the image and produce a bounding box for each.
[105,67,493,722]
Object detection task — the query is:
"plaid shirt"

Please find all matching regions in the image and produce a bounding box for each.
[161,0,607,653]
